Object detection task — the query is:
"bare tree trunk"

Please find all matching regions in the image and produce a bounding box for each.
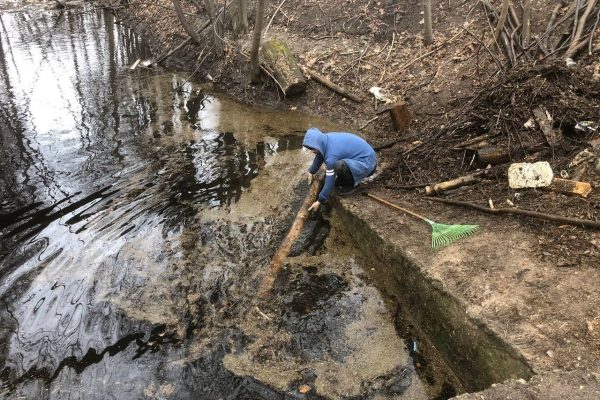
[424,0,434,46]
[204,0,224,54]
[494,0,510,42]
[522,0,531,47]
[238,0,248,33]
[250,0,266,83]
[172,0,203,44]
[231,0,249,35]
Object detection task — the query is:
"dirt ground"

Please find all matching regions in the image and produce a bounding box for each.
[97,0,600,398]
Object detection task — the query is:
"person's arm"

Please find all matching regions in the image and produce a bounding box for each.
[308,153,323,174]
[317,162,336,203]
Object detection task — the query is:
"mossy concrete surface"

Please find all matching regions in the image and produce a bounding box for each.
[333,191,600,399]
[332,204,533,392]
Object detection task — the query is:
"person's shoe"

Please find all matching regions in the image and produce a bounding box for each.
[336,185,360,197]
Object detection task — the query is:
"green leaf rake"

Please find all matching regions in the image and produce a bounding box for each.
[366,193,480,250]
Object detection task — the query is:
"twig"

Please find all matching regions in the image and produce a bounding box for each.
[129,59,141,70]
[426,197,600,229]
[508,3,520,30]
[238,50,286,93]
[339,42,370,79]
[590,8,600,54]
[533,2,578,54]
[501,30,515,65]
[480,0,505,58]
[354,42,370,85]
[173,46,210,91]
[53,0,66,8]
[152,0,230,66]
[566,0,597,59]
[372,137,411,152]
[398,19,473,73]
[254,306,272,320]
[571,0,583,49]
[539,31,592,60]
[384,183,430,190]
[264,0,287,36]
[386,32,395,60]
[545,1,565,51]
[153,37,192,66]
[359,115,380,130]
[172,0,204,44]
[494,0,511,42]
[462,27,504,70]
[522,0,531,47]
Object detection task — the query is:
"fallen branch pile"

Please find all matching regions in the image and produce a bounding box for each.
[376,61,600,222]
[481,0,600,67]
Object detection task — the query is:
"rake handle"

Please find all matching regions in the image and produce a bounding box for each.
[365,193,430,223]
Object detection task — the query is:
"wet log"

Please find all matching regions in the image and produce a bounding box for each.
[389,101,411,132]
[258,173,324,297]
[261,39,306,97]
[477,146,512,165]
[551,178,592,197]
[425,171,485,195]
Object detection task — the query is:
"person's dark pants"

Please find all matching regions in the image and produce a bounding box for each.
[334,160,355,188]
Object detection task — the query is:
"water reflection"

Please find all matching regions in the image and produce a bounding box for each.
[0,7,151,211]
[0,4,339,398]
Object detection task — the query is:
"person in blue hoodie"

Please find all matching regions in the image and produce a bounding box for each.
[302,127,377,212]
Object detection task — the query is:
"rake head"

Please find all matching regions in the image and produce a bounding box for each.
[428,221,479,250]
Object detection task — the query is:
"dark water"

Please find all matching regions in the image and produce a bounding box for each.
[0,5,332,399]
[0,5,440,400]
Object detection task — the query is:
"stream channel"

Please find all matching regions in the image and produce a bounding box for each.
[0,4,462,400]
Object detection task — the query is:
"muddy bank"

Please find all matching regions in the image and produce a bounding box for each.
[335,191,600,398]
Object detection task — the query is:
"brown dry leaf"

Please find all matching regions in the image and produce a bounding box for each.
[299,384,311,394]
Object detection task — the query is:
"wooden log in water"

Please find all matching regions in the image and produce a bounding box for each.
[261,39,306,97]
[258,173,324,297]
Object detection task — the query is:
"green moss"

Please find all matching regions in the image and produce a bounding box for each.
[333,206,534,392]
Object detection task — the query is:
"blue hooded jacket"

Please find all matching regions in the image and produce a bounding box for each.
[303,128,377,203]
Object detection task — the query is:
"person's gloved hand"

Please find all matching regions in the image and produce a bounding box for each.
[308,200,320,212]
[307,172,314,185]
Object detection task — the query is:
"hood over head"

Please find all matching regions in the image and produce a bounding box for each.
[302,128,327,155]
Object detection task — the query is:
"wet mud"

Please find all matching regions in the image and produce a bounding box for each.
[0,4,441,400]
